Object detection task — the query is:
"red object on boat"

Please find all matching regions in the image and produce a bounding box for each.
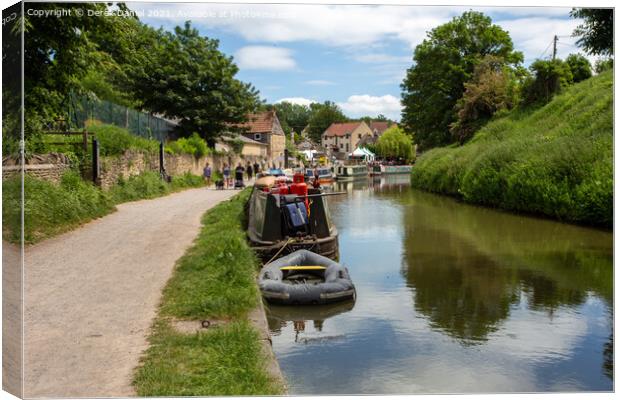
[290,172,309,212]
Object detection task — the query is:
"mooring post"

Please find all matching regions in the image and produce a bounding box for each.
[92,138,100,185]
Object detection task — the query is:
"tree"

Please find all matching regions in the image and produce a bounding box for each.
[401,11,523,150]
[375,126,415,163]
[21,3,123,136]
[565,54,593,83]
[450,55,521,144]
[570,8,613,56]
[306,101,348,142]
[595,58,613,74]
[267,101,313,135]
[522,59,573,105]
[128,22,260,146]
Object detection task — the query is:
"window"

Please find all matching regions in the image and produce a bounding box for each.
[346,143,349,152]
[358,133,362,139]
[254,133,262,141]
[340,143,343,149]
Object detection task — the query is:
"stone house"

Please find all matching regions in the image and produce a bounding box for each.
[321,121,373,155]
[358,121,394,147]
[235,110,286,161]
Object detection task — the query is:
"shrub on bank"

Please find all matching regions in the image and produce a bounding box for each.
[412,70,612,227]
[165,133,210,158]
[88,123,159,156]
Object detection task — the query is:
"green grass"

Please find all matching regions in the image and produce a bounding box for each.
[133,189,284,396]
[411,70,613,227]
[2,171,206,244]
[2,171,115,243]
[88,124,159,156]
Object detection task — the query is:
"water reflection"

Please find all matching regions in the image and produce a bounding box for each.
[268,177,613,394]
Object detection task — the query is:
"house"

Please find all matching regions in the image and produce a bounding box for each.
[358,121,395,148]
[321,121,373,156]
[234,110,286,161]
[217,135,268,158]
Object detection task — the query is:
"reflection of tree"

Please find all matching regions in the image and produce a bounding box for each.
[404,225,514,343]
[401,189,613,343]
[603,331,613,381]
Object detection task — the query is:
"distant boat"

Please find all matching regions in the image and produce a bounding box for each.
[370,164,413,175]
[335,164,368,180]
[246,186,339,261]
[305,167,334,183]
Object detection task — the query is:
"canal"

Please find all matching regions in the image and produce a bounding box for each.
[265,175,613,394]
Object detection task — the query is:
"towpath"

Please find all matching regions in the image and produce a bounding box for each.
[15,187,238,398]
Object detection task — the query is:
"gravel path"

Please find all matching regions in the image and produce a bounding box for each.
[21,187,238,398]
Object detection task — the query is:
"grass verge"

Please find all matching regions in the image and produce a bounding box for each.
[411,70,613,228]
[133,188,284,396]
[2,170,206,244]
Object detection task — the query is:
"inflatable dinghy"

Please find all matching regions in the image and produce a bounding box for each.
[259,250,355,305]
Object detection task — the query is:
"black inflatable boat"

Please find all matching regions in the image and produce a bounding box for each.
[258,250,355,305]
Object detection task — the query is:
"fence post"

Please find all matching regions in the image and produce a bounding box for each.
[284,148,289,169]
[92,138,100,185]
[159,141,165,177]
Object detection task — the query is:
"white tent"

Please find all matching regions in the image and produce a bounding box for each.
[351,147,375,161]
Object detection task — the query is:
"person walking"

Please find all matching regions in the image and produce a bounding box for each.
[203,162,212,187]
[253,161,260,175]
[223,163,231,189]
[235,163,245,188]
[246,162,253,181]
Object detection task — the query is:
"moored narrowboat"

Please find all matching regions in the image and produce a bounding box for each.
[335,164,368,180]
[247,180,339,261]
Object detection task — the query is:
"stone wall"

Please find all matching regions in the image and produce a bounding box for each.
[2,153,71,184]
[2,150,284,188]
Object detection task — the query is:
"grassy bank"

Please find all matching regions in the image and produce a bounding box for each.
[2,171,206,244]
[133,189,284,396]
[411,70,613,227]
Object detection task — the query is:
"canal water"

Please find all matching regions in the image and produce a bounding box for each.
[265,175,613,394]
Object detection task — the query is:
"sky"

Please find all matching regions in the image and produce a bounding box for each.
[128,2,594,122]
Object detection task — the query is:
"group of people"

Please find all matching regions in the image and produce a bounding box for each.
[202,161,261,189]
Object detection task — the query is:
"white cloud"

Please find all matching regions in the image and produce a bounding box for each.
[234,46,296,70]
[338,94,403,120]
[276,97,317,106]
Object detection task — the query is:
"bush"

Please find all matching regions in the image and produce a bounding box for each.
[375,125,415,163]
[165,133,210,158]
[565,53,592,83]
[88,123,159,156]
[522,59,573,105]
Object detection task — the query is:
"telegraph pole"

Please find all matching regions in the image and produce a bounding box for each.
[552,35,558,60]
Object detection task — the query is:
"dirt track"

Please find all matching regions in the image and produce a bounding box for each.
[19,187,237,398]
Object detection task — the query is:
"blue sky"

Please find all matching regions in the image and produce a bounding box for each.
[128,2,592,121]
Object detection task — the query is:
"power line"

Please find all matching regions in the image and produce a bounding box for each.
[538,39,554,59]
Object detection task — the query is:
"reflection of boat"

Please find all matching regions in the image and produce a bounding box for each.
[335,164,368,180]
[266,300,355,334]
[305,167,334,183]
[247,186,339,261]
[371,164,413,175]
[258,250,355,305]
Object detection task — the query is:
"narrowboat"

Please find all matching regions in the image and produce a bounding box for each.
[370,164,413,175]
[247,183,339,261]
[335,164,368,180]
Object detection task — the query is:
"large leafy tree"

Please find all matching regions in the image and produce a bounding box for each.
[128,21,260,145]
[401,11,523,150]
[570,8,614,56]
[21,3,121,134]
[522,59,573,105]
[306,101,348,142]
